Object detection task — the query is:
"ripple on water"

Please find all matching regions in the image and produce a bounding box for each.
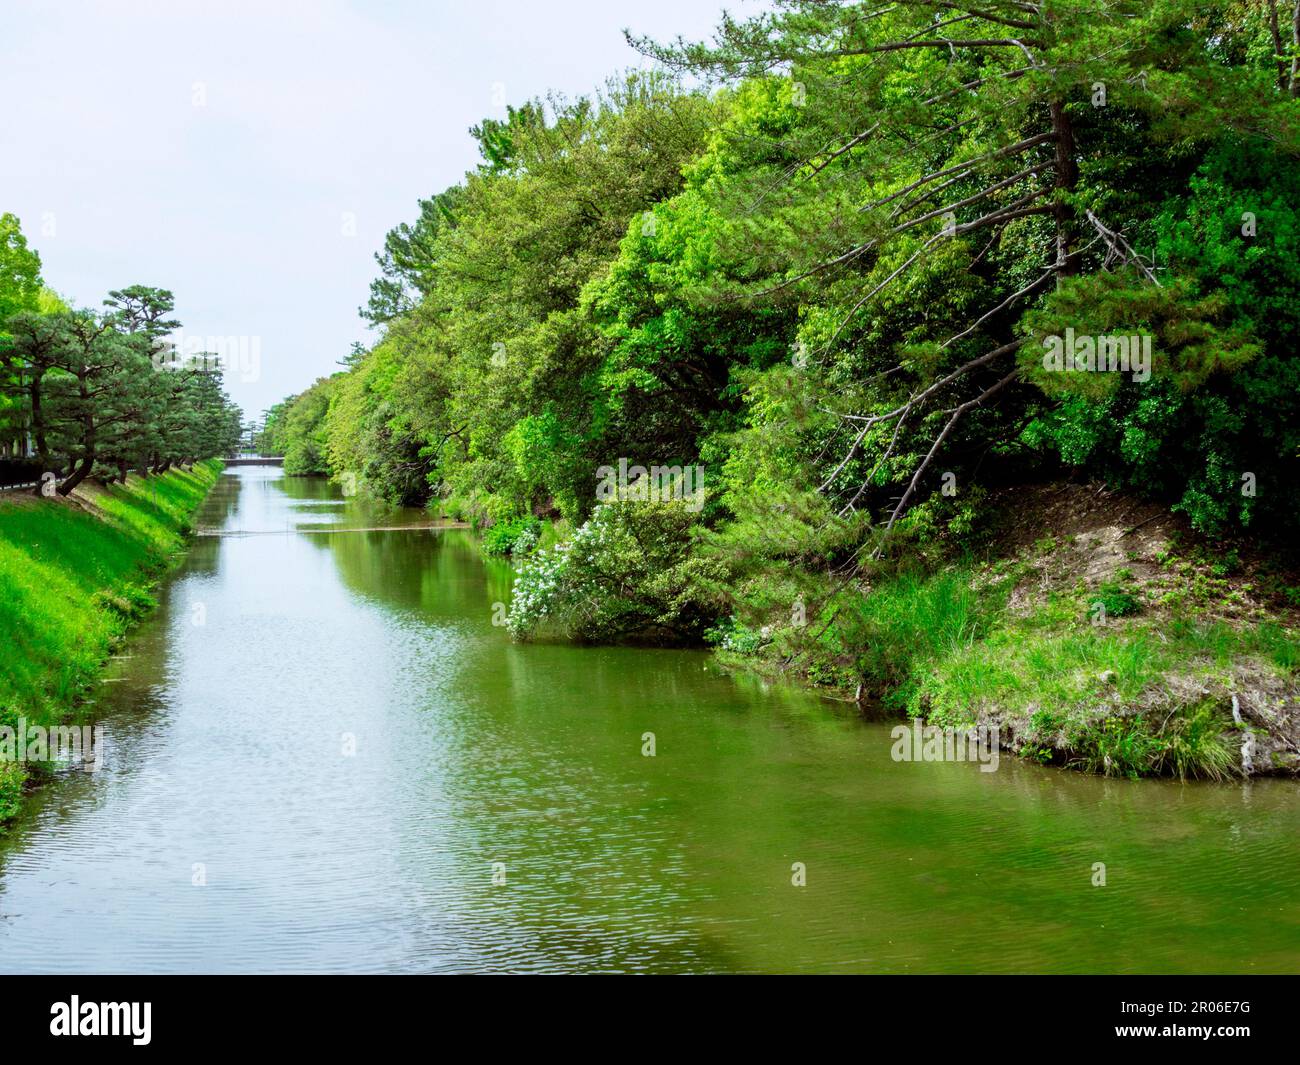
[2,469,1299,973]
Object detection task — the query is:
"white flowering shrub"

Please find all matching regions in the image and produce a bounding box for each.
[703,615,766,654]
[510,522,540,555]
[506,499,725,643]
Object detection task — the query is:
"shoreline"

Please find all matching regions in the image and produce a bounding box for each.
[704,485,1300,782]
[482,480,1299,782]
[0,460,224,824]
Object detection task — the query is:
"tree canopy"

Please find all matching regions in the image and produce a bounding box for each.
[260,0,1300,640]
[0,217,242,492]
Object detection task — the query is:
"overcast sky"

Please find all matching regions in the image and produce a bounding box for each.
[0,0,743,421]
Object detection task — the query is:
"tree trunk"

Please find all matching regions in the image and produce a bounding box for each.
[58,454,94,496]
[1291,0,1299,97]
[60,389,95,496]
[30,381,49,470]
[1048,99,1080,277]
[1267,0,1288,91]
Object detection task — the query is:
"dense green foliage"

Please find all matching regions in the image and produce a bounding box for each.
[507,500,725,643]
[261,1,1300,673]
[257,377,337,477]
[0,221,241,491]
[0,214,68,458]
[0,461,223,819]
[0,213,42,327]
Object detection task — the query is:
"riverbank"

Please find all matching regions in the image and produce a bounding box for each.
[713,483,1300,780]
[0,461,223,820]
[476,479,1299,780]
[5,466,1297,974]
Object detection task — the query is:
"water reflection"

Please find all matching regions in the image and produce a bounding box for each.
[0,468,1297,974]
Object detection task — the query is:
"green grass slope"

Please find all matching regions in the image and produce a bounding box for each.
[0,461,222,819]
[719,483,1300,779]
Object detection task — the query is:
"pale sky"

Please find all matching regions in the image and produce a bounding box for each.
[0,0,745,421]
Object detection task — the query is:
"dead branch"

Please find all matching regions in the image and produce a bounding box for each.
[876,367,1019,545]
[1084,209,1162,286]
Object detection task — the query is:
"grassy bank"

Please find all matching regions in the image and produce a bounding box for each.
[0,461,222,819]
[447,480,1300,780]
[714,484,1300,780]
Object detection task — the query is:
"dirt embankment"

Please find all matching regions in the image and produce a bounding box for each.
[980,482,1300,776]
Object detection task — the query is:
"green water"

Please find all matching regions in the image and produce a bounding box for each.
[0,468,1297,973]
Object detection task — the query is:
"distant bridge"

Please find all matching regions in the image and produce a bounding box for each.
[225,455,284,467]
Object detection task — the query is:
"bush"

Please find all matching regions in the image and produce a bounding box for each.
[704,615,765,655]
[1091,581,1140,619]
[481,515,541,557]
[0,759,21,822]
[507,499,725,643]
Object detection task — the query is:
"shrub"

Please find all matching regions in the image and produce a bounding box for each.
[704,615,765,655]
[1091,582,1140,619]
[507,499,725,643]
[482,515,541,557]
[0,759,21,822]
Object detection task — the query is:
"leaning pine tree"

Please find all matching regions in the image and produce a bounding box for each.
[634,0,1300,567]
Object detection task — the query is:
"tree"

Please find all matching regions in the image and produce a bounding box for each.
[101,286,183,477]
[361,188,462,325]
[0,311,65,471]
[36,310,149,495]
[631,0,1300,544]
[278,376,339,476]
[2,293,242,494]
[0,214,44,458]
[103,285,181,339]
[0,213,41,325]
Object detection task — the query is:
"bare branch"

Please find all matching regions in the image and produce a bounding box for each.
[1084,210,1162,286]
[876,367,1019,545]
[861,131,1057,215]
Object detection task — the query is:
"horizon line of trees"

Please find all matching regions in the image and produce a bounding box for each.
[254,0,1300,630]
[0,214,243,496]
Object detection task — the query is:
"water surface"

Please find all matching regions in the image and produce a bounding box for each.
[1,468,1297,973]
